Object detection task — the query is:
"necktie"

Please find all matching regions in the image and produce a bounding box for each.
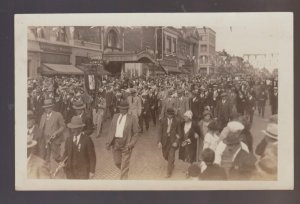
[167,119,171,134]
[132,97,134,103]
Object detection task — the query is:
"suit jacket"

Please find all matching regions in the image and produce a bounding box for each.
[199,164,227,180]
[106,113,139,149]
[33,95,44,117]
[245,97,255,113]
[127,96,142,117]
[157,117,182,147]
[190,96,202,120]
[148,92,159,110]
[228,149,257,180]
[29,125,46,159]
[215,99,232,123]
[175,97,190,118]
[160,97,176,119]
[27,154,50,179]
[63,132,96,179]
[39,111,65,144]
[141,98,151,116]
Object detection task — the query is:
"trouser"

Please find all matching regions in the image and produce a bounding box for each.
[150,109,157,125]
[257,101,266,117]
[112,139,132,180]
[166,147,176,176]
[139,114,149,132]
[95,111,104,137]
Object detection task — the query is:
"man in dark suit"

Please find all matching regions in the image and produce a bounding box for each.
[139,92,151,133]
[157,108,182,178]
[106,101,140,180]
[32,88,44,122]
[270,87,278,115]
[190,89,201,121]
[72,99,93,136]
[245,92,256,125]
[61,116,96,179]
[148,88,159,126]
[215,93,232,130]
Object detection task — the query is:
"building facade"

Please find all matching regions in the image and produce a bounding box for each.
[197,27,216,74]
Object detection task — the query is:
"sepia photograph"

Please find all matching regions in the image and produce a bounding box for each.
[15,13,293,190]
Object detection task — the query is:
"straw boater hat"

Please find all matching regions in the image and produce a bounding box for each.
[262,123,277,140]
[72,99,86,110]
[67,116,86,129]
[223,121,245,145]
[118,100,129,110]
[42,99,55,108]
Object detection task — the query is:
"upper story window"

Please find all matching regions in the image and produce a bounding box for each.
[200,44,207,52]
[107,29,118,48]
[200,35,207,41]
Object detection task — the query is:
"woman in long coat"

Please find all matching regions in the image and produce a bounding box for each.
[179,110,202,164]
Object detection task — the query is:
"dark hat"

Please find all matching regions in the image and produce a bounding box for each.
[67,116,86,129]
[187,164,201,177]
[27,110,36,120]
[72,99,86,110]
[203,110,212,118]
[166,108,175,116]
[118,100,129,110]
[42,99,55,108]
[208,120,219,131]
[130,88,137,94]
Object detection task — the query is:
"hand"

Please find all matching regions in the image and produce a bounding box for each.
[194,133,199,139]
[175,134,180,139]
[158,142,162,149]
[89,172,95,179]
[172,142,178,148]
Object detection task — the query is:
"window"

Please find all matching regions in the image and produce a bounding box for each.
[107,29,118,48]
[172,38,177,54]
[200,55,208,64]
[200,45,207,52]
[165,36,172,53]
[200,35,207,41]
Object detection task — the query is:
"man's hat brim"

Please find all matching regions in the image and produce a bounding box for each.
[67,123,86,129]
[262,130,277,140]
[42,104,55,108]
[118,105,129,110]
[73,104,86,110]
[27,140,37,148]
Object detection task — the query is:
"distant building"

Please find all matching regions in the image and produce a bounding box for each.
[197,27,216,74]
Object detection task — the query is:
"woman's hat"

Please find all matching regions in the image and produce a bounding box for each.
[67,116,86,129]
[118,100,129,110]
[42,99,55,108]
[262,123,278,140]
[223,121,245,145]
[183,110,193,120]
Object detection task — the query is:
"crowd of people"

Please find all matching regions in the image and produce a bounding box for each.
[27,72,278,180]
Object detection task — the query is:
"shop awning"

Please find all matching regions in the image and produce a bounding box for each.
[41,63,84,75]
[161,65,182,74]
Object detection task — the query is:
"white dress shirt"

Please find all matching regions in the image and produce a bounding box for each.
[184,122,192,134]
[73,132,82,145]
[115,114,127,138]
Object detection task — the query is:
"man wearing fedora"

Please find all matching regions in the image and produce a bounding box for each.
[61,116,96,179]
[174,89,190,121]
[72,98,93,136]
[215,92,232,130]
[39,99,65,169]
[27,134,50,179]
[255,118,278,157]
[157,108,182,178]
[106,100,139,180]
[218,121,257,180]
[139,92,151,133]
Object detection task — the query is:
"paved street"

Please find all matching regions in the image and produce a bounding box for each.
[90,103,273,180]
